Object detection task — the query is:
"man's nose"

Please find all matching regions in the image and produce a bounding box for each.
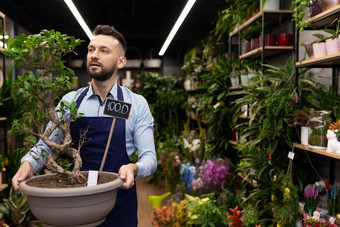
[89,50,99,59]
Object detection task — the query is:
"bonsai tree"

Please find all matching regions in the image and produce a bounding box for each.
[2,30,85,183]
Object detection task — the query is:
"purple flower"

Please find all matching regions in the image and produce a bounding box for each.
[192,178,204,191]
[304,184,313,198]
[304,184,319,199]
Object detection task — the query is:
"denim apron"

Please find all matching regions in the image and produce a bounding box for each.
[70,85,138,227]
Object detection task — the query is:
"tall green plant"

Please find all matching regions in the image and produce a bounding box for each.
[199,57,234,157]
[2,30,85,181]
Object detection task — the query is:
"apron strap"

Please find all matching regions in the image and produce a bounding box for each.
[76,85,124,109]
[76,87,89,109]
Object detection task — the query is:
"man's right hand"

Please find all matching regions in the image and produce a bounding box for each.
[12,161,33,191]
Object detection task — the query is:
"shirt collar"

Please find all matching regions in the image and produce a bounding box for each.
[87,82,117,100]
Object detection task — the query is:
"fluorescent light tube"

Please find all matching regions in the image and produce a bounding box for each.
[158,0,196,56]
[64,0,93,40]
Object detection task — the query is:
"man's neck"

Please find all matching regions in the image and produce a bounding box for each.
[91,77,116,102]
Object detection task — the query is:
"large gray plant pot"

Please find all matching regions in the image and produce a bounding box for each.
[19,171,123,227]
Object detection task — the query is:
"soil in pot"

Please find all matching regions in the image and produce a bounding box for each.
[27,174,117,188]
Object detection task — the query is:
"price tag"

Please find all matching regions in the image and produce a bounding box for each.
[288,151,295,160]
[103,98,132,120]
[87,170,98,186]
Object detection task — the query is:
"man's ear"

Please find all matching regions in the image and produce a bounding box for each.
[117,56,127,69]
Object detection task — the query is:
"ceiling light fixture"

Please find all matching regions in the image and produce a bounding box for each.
[64,0,93,40]
[158,0,197,56]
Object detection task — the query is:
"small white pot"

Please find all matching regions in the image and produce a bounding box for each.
[261,0,280,10]
[241,74,249,85]
[301,126,309,145]
[231,77,239,87]
[325,37,340,55]
[248,73,257,80]
[312,42,327,58]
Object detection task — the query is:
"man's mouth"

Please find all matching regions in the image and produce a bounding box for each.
[89,61,101,68]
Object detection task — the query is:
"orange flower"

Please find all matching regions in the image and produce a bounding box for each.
[329,120,340,131]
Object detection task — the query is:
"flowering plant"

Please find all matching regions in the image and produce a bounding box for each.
[325,183,338,216]
[0,154,8,172]
[329,120,340,141]
[152,199,189,227]
[160,152,181,195]
[271,172,300,225]
[304,184,319,216]
[186,194,228,226]
[191,158,229,196]
[226,206,247,227]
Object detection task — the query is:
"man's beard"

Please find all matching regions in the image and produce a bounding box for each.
[87,61,116,82]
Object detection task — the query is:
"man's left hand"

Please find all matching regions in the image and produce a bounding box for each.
[119,163,138,189]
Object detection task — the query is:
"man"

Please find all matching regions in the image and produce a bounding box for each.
[12,25,157,226]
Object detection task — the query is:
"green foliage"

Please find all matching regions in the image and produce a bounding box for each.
[213,0,259,40]
[134,72,187,140]
[3,30,84,139]
[323,18,340,39]
[291,0,312,31]
[228,56,314,225]
[134,72,187,185]
[187,193,228,226]
[199,57,234,156]
[306,86,340,120]
[271,171,300,225]
[2,187,30,225]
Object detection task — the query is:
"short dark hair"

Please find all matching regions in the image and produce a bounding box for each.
[93,25,127,53]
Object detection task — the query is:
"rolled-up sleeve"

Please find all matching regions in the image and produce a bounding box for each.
[133,97,157,179]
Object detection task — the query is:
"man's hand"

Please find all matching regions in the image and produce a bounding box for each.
[119,163,138,189]
[12,161,33,191]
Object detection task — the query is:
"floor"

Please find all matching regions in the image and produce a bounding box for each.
[136,178,169,227]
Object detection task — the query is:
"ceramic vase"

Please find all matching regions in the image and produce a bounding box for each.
[312,42,327,58]
[277,33,292,46]
[317,0,340,11]
[310,0,323,16]
[251,37,260,50]
[305,43,315,59]
[241,74,249,85]
[259,34,276,46]
[326,37,340,55]
[245,42,251,53]
[261,0,280,10]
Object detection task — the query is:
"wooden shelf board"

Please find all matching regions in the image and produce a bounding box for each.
[229,140,239,146]
[230,10,294,36]
[239,46,293,60]
[0,47,5,52]
[308,5,340,28]
[239,115,251,120]
[296,52,340,67]
[294,143,340,160]
[229,85,242,90]
[0,184,8,192]
[0,117,6,121]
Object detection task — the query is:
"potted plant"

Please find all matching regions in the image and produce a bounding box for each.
[308,110,332,149]
[323,18,340,55]
[285,106,313,145]
[2,30,123,226]
[311,33,328,58]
